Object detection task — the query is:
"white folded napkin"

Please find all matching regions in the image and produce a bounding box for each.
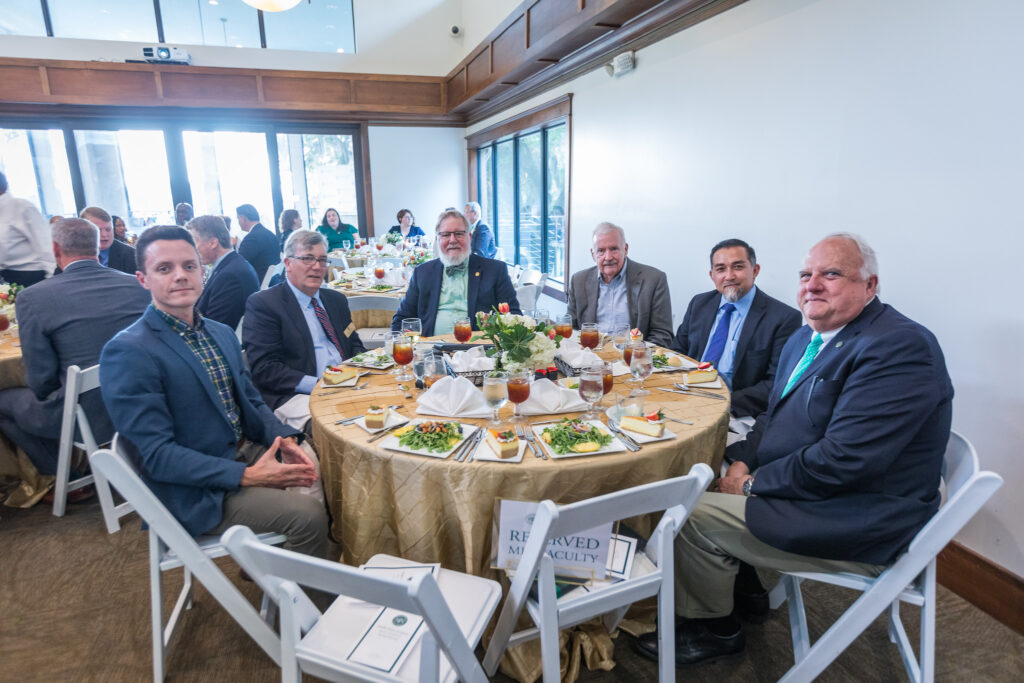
[416,376,492,418]
[518,378,589,416]
[385,269,404,286]
[448,346,496,372]
[610,360,630,376]
[556,339,604,368]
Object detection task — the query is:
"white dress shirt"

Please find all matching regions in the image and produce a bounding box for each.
[0,192,56,274]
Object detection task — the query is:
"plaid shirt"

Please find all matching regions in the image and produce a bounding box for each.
[156,307,242,440]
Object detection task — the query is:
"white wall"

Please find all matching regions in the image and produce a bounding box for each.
[469,0,1024,577]
[367,126,466,235]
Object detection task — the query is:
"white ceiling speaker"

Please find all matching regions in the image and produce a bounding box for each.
[604,51,636,77]
[243,0,303,11]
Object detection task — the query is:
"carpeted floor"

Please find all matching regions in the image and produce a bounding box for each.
[1,500,1021,682]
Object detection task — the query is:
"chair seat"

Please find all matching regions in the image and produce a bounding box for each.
[296,554,500,683]
[160,532,287,571]
[356,328,391,349]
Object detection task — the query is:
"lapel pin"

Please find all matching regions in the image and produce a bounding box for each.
[835,341,844,348]
[475,271,480,277]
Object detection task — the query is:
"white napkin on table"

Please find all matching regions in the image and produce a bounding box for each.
[517,378,589,416]
[448,346,496,372]
[385,269,404,286]
[416,376,491,418]
[555,339,604,369]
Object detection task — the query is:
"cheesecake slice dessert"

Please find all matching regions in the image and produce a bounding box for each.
[365,405,389,429]
[485,428,519,459]
[685,361,718,384]
[323,365,359,385]
[620,409,666,438]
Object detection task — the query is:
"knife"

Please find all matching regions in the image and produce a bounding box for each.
[452,429,478,462]
[460,430,485,462]
[658,387,728,401]
[518,423,547,460]
[368,420,410,443]
[608,424,641,451]
[672,383,728,399]
[664,416,695,426]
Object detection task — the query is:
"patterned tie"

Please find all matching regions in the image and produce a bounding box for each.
[445,263,467,277]
[781,332,824,398]
[311,297,345,358]
[702,303,736,366]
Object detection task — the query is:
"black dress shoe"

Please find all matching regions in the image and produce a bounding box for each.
[733,585,770,623]
[634,620,745,666]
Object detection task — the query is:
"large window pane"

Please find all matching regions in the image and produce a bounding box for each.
[0,0,47,36]
[545,125,568,282]
[517,133,543,272]
[0,129,76,218]
[161,2,261,49]
[49,0,158,42]
[74,129,173,229]
[182,131,273,242]
[495,141,515,260]
[263,1,356,54]
[277,132,358,231]
[478,146,494,232]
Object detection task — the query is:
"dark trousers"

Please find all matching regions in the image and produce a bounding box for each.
[0,269,47,287]
[0,387,60,475]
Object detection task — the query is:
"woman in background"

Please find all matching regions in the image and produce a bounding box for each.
[112,215,128,242]
[388,209,426,240]
[278,208,302,252]
[316,207,359,251]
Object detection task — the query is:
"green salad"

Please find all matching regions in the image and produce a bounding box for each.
[351,352,391,366]
[540,418,614,455]
[395,421,464,453]
[652,353,670,368]
[369,283,394,291]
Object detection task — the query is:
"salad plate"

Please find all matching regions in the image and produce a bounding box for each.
[379,419,478,458]
[532,419,627,459]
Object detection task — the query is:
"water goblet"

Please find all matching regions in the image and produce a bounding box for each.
[580,322,600,350]
[401,318,422,343]
[629,342,654,396]
[578,366,605,420]
[392,334,414,383]
[423,354,448,389]
[483,370,509,426]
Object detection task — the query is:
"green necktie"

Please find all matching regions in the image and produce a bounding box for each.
[781,333,823,398]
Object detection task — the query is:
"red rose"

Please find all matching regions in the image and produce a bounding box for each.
[498,302,510,314]
[548,328,556,339]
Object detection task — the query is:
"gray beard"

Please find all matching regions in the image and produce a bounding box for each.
[439,250,469,267]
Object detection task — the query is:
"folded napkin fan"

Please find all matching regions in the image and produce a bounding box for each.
[448,346,496,372]
[556,339,604,369]
[416,376,492,418]
[518,378,589,416]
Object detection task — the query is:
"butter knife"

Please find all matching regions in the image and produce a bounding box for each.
[608,424,641,451]
[657,387,728,401]
[452,429,478,462]
[664,416,695,426]
[518,423,547,460]
[367,420,410,443]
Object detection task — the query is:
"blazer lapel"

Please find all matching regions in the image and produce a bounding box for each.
[584,267,599,322]
[626,264,642,328]
[467,255,481,316]
[733,289,767,368]
[279,284,318,371]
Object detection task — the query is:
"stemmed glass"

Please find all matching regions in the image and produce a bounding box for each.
[392,333,414,383]
[373,259,386,284]
[412,345,431,389]
[612,326,629,359]
[578,366,605,420]
[483,371,509,426]
[601,361,614,408]
[506,369,532,424]
[402,318,422,343]
[385,331,403,376]
[423,355,448,389]
[629,341,654,396]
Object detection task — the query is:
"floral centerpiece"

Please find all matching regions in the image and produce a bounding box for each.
[403,248,432,268]
[383,231,404,246]
[472,303,564,373]
[0,282,23,305]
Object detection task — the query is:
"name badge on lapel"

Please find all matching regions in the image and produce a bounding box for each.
[343,322,356,337]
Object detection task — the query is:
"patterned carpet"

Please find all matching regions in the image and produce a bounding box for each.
[2,500,1021,682]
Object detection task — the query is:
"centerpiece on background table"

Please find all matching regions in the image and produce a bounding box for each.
[403,247,432,268]
[472,303,564,374]
[0,282,24,329]
[383,231,404,246]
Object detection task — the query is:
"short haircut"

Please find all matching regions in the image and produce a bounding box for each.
[279,208,300,233]
[236,203,260,222]
[284,229,326,258]
[80,206,112,225]
[435,209,470,233]
[136,225,197,273]
[823,232,879,279]
[187,214,231,249]
[396,208,413,222]
[464,201,481,214]
[710,239,757,268]
[592,221,625,244]
[0,171,8,194]
[52,217,99,257]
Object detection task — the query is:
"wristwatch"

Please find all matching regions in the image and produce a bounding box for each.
[742,476,755,497]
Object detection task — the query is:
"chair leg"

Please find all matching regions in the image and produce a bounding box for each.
[183,568,194,610]
[657,584,676,683]
[537,558,561,683]
[52,442,72,518]
[149,530,166,683]
[785,576,810,663]
[920,563,936,683]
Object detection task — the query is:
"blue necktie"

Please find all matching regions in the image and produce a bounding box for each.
[781,333,824,398]
[702,303,736,366]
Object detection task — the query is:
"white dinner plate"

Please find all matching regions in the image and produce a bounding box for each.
[652,351,698,373]
[379,420,478,459]
[353,409,407,434]
[472,435,527,463]
[345,351,396,370]
[616,423,677,444]
[531,420,627,459]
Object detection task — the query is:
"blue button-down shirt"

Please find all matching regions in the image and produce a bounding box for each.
[287,279,344,394]
[596,260,630,334]
[702,285,758,386]
[98,247,110,267]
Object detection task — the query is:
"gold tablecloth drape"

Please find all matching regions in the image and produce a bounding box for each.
[0,333,53,507]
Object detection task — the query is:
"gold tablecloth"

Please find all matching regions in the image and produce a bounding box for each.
[0,332,53,507]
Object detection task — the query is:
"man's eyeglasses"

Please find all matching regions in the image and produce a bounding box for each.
[438,230,468,240]
[292,255,329,266]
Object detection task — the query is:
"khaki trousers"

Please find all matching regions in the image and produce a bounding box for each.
[674,492,884,618]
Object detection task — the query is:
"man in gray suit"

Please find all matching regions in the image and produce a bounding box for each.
[566,222,674,346]
[0,218,150,478]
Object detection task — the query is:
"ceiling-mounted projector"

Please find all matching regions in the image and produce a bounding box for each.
[142,46,192,66]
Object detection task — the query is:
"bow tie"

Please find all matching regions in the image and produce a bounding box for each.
[445,263,467,277]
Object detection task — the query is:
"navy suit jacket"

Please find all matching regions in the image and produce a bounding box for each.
[391,255,520,337]
[470,222,497,258]
[100,306,297,537]
[243,282,367,409]
[671,287,802,417]
[238,223,281,283]
[728,298,953,565]
[196,251,259,330]
[106,239,137,275]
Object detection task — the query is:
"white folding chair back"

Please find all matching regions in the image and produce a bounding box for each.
[484,463,714,683]
[261,262,284,290]
[347,295,402,349]
[515,284,542,312]
[769,431,1003,682]
[327,254,349,270]
[90,438,286,682]
[223,526,501,683]
[519,268,543,287]
[53,364,102,517]
[235,315,245,343]
[507,263,521,286]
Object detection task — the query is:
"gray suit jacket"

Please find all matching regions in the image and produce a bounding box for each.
[566,259,674,347]
[15,258,151,437]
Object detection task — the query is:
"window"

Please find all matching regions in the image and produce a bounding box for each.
[160,1,261,49]
[1,0,47,36]
[0,128,76,218]
[262,2,356,54]
[49,0,158,43]
[469,96,571,293]
[276,132,359,230]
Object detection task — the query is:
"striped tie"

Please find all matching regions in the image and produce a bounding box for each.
[781,333,823,398]
[311,297,345,358]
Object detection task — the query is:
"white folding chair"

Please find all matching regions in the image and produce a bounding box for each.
[235,315,245,344]
[327,254,349,271]
[519,268,543,287]
[261,262,284,290]
[483,463,715,683]
[222,526,501,683]
[347,294,402,349]
[515,283,542,312]
[53,364,103,517]
[507,263,521,286]
[90,436,287,682]
[768,431,1003,682]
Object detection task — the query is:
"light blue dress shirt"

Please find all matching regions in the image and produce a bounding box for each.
[98,247,110,267]
[286,278,344,394]
[701,285,758,386]
[596,260,630,334]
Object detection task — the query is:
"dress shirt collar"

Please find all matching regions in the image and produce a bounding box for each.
[155,306,205,334]
[597,258,628,288]
[210,249,232,273]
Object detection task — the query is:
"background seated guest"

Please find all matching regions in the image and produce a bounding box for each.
[236,203,280,284]
[316,207,358,251]
[80,206,136,275]
[566,222,674,346]
[635,233,953,666]
[101,226,327,557]
[278,208,302,253]
[392,209,520,337]
[188,214,259,330]
[463,201,496,258]
[388,209,426,240]
[111,215,128,242]
[244,230,366,411]
[0,170,55,287]
[672,239,801,417]
[174,202,194,227]
[0,218,149,479]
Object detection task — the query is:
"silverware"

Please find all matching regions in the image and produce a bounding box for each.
[334,404,401,425]
[316,377,371,395]
[368,420,410,443]
[517,423,547,460]
[608,424,641,452]
[664,416,695,426]
[458,429,484,462]
[451,429,477,462]
[466,430,484,462]
[529,419,568,427]
[672,382,728,399]
[659,386,728,401]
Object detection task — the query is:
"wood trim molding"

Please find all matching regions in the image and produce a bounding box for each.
[465,94,572,149]
[938,541,1024,635]
[358,123,375,237]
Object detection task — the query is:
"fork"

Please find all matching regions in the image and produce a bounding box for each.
[517,423,546,460]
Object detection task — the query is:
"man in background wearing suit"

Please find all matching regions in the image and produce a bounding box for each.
[0,218,149,483]
[566,222,674,347]
[236,203,280,284]
[188,214,259,330]
[80,206,137,275]
[244,230,366,413]
[464,201,497,258]
[101,226,327,557]
[671,239,802,417]
[635,233,953,665]
[392,209,520,337]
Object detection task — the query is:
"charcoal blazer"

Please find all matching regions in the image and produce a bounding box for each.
[238,222,281,283]
[100,306,297,537]
[390,255,521,337]
[566,259,674,347]
[106,239,137,275]
[727,298,953,566]
[196,250,259,330]
[671,287,802,417]
[243,282,366,409]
